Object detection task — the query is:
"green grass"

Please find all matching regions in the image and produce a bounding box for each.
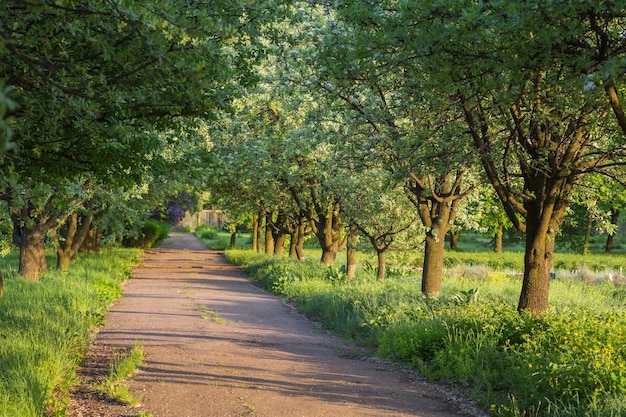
[225,248,626,417]
[194,225,242,250]
[0,248,142,417]
[98,341,145,406]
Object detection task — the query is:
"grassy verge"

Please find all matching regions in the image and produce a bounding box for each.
[225,248,626,417]
[0,248,142,417]
[98,341,145,406]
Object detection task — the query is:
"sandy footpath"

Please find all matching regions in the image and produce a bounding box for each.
[69,232,486,417]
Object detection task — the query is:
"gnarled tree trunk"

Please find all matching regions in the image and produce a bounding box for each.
[406,172,467,297]
[52,212,94,271]
[309,200,343,265]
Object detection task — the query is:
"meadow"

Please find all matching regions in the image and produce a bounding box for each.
[0,249,142,417]
[216,230,626,417]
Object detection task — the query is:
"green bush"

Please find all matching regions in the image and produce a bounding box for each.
[124,220,169,248]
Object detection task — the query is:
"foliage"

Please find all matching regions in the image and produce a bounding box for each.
[152,191,196,225]
[0,248,141,416]
[226,248,626,416]
[123,220,169,249]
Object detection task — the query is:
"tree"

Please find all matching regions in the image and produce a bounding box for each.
[412,0,625,314]
[291,2,475,295]
[342,168,417,280]
[0,0,276,279]
[320,0,626,315]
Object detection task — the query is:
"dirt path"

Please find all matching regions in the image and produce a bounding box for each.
[69,233,487,417]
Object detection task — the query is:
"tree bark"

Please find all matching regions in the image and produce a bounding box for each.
[406,172,466,298]
[79,227,96,254]
[422,233,445,296]
[309,200,343,265]
[94,228,103,254]
[252,213,259,252]
[494,219,503,253]
[295,217,307,260]
[605,210,620,252]
[274,232,286,255]
[11,203,60,281]
[518,229,553,314]
[229,232,237,249]
[288,229,298,258]
[376,250,386,281]
[270,212,289,256]
[264,213,275,255]
[19,229,46,282]
[449,230,459,251]
[345,224,358,278]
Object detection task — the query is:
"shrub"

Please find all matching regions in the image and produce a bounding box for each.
[124,220,169,248]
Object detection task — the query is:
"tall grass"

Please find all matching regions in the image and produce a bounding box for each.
[225,248,626,417]
[0,248,141,417]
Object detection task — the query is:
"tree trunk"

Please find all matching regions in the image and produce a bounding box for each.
[422,233,445,296]
[518,233,552,315]
[295,217,306,261]
[494,219,503,253]
[313,203,342,265]
[94,228,103,254]
[376,250,386,281]
[256,212,264,253]
[345,224,358,278]
[516,193,561,316]
[229,232,237,249]
[79,226,96,254]
[582,215,593,255]
[288,230,298,258]
[406,172,465,298]
[19,229,45,281]
[321,249,337,264]
[605,210,620,252]
[449,230,459,251]
[274,233,286,255]
[52,227,71,271]
[252,214,259,252]
[265,214,275,255]
[53,213,94,271]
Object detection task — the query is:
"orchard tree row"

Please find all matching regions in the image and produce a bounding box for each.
[206,1,626,316]
[0,1,281,289]
[2,1,626,317]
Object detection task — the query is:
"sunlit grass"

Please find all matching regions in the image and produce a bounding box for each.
[0,248,141,417]
[99,341,145,406]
